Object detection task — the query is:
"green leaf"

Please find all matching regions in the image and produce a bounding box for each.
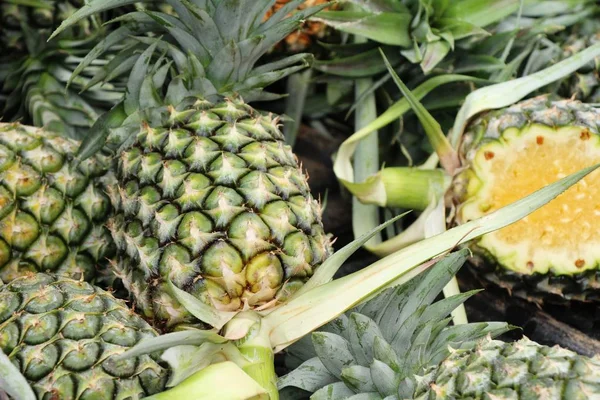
[50,0,140,40]
[311,332,354,379]
[380,49,459,173]
[370,359,397,397]
[347,313,384,365]
[76,102,128,160]
[115,330,228,361]
[124,40,158,115]
[168,281,238,329]
[277,358,338,393]
[314,48,402,78]
[313,10,412,47]
[340,365,376,393]
[0,350,35,400]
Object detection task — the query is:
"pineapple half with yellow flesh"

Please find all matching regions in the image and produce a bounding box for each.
[454,96,600,301]
[53,0,333,331]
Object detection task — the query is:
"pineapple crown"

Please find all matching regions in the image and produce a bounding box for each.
[277,250,512,399]
[53,0,329,108]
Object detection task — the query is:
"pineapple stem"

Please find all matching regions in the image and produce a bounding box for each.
[235,314,279,400]
[238,345,278,400]
[381,167,449,210]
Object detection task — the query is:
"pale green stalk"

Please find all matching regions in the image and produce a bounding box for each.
[380,167,449,210]
[353,35,382,248]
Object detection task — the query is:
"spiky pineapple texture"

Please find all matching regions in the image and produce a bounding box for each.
[109,98,332,330]
[454,96,600,302]
[0,123,115,283]
[413,337,600,400]
[278,251,511,399]
[0,273,169,399]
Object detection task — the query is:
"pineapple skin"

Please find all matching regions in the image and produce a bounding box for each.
[453,96,600,303]
[0,123,115,283]
[0,273,168,399]
[414,337,600,400]
[109,99,333,330]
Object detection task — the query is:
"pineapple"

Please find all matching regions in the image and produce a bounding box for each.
[278,249,600,399]
[53,0,333,330]
[0,0,123,139]
[453,96,600,302]
[0,273,168,399]
[0,123,115,283]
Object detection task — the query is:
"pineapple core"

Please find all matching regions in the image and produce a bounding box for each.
[460,124,600,275]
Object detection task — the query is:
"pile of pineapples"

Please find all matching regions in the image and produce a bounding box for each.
[1,1,600,400]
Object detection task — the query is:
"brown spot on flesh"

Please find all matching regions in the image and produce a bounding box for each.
[536,136,544,145]
[580,129,591,140]
[575,259,585,268]
[484,151,495,160]
[526,261,534,269]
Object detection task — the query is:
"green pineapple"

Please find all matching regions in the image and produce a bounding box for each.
[53,0,333,330]
[278,250,600,400]
[0,122,115,283]
[0,273,168,399]
[453,96,600,302]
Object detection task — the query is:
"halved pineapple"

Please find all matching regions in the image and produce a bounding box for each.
[454,96,600,300]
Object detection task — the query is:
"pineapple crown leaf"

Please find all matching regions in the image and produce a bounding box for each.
[277,251,514,398]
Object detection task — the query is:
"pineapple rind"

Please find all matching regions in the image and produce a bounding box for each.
[0,123,115,283]
[455,96,600,301]
[414,337,600,400]
[0,273,168,399]
[110,99,332,330]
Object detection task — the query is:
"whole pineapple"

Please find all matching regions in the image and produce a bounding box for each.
[0,123,115,283]
[453,96,600,302]
[55,0,333,330]
[0,273,169,399]
[278,250,600,400]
